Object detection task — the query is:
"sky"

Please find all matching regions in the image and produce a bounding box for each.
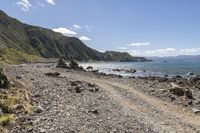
[0,0,200,57]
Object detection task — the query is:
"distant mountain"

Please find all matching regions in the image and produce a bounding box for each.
[103,51,149,62]
[0,10,149,63]
[148,55,200,62]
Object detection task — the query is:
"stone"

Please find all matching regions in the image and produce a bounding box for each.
[175,75,182,78]
[0,71,9,89]
[192,108,200,114]
[112,69,121,72]
[69,60,81,70]
[35,105,44,113]
[89,109,98,114]
[56,59,68,68]
[169,83,185,96]
[87,82,95,87]
[75,86,85,93]
[71,81,82,86]
[45,72,60,77]
[89,87,99,92]
[86,66,93,70]
[11,104,26,110]
[16,76,22,79]
[0,108,3,116]
[91,70,99,73]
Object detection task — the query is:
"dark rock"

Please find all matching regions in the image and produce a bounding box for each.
[69,60,79,69]
[86,66,93,70]
[164,75,168,78]
[16,76,22,79]
[188,72,194,76]
[185,89,193,99]
[71,81,82,86]
[125,69,136,73]
[98,72,107,76]
[188,100,193,105]
[89,87,99,92]
[158,77,168,82]
[75,86,84,93]
[0,108,3,116]
[91,70,99,73]
[169,83,185,96]
[195,100,200,105]
[170,96,176,101]
[56,59,68,68]
[87,83,95,87]
[192,108,200,114]
[69,60,83,70]
[175,75,182,78]
[45,72,60,77]
[112,69,121,72]
[89,109,98,114]
[0,70,9,89]
[169,83,193,99]
[35,105,44,113]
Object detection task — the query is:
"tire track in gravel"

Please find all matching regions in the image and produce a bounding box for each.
[66,73,200,133]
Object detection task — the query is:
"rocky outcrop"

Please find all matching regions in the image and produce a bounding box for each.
[169,83,192,99]
[0,69,9,89]
[56,59,69,68]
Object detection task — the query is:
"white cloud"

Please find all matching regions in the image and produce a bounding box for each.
[85,25,93,32]
[180,48,200,54]
[16,0,31,12]
[127,48,177,57]
[38,2,46,7]
[144,48,176,56]
[79,36,91,41]
[117,47,127,50]
[52,27,77,35]
[46,0,55,5]
[73,24,81,29]
[128,42,151,47]
[121,47,200,57]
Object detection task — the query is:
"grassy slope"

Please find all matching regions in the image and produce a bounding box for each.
[0,48,43,64]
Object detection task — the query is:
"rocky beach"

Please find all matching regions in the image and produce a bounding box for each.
[0,62,199,133]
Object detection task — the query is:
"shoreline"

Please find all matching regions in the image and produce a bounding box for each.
[2,63,200,132]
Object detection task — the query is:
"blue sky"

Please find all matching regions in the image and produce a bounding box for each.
[0,0,200,56]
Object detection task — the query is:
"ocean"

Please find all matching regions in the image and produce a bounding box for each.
[80,60,200,77]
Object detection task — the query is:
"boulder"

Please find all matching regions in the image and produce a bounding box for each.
[169,83,192,98]
[112,69,121,72]
[74,86,85,93]
[35,104,44,113]
[125,69,136,73]
[71,81,82,86]
[87,82,96,87]
[192,108,200,114]
[56,59,68,68]
[0,70,9,89]
[169,83,185,96]
[86,66,93,70]
[69,60,83,70]
[45,72,60,77]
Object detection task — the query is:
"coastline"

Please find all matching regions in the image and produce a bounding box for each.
[2,63,200,132]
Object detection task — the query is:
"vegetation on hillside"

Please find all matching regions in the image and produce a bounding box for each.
[0,48,43,64]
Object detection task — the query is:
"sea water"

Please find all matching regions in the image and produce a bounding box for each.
[80,60,200,77]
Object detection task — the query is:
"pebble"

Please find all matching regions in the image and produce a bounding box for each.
[192,108,200,114]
